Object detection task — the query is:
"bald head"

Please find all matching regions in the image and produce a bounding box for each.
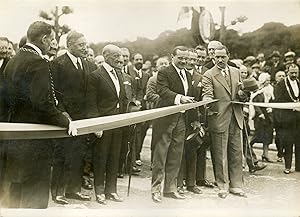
[207,40,222,59]
[95,55,105,68]
[102,44,122,69]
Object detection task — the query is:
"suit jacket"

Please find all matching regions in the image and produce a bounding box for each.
[146,74,160,107]
[86,65,127,118]
[156,64,197,123]
[274,78,300,127]
[2,45,69,127]
[51,53,97,120]
[128,66,150,104]
[202,65,244,133]
[0,57,10,121]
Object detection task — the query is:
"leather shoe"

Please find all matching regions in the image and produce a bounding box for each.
[177,186,185,195]
[96,194,107,205]
[196,179,215,188]
[82,179,93,190]
[284,169,291,174]
[152,192,162,203]
[132,166,141,173]
[117,173,124,178]
[105,193,123,202]
[229,189,247,198]
[186,186,202,194]
[65,192,91,201]
[249,163,267,173]
[53,196,68,205]
[218,190,228,199]
[163,192,185,199]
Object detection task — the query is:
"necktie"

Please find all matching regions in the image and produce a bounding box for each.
[111,69,118,81]
[179,69,185,81]
[223,69,231,88]
[76,58,82,70]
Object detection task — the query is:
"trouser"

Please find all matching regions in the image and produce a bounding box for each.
[3,139,52,208]
[151,113,186,194]
[93,128,122,195]
[210,118,243,191]
[281,127,300,170]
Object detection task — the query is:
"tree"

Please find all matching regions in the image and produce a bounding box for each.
[39,6,73,44]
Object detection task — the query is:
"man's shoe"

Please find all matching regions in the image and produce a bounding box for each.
[96,194,107,205]
[249,163,267,173]
[135,160,142,166]
[229,188,247,198]
[132,166,141,173]
[53,196,68,205]
[152,192,162,203]
[284,169,291,174]
[163,192,186,199]
[65,192,91,201]
[177,186,185,195]
[196,179,215,188]
[105,193,123,202]
[277,157,283,162]
[82,179,93,190]
[117,173,124,178]
[218,190,228,199]
[186,186,202,194]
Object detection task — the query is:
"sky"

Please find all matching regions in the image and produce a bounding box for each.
[1,0,300,45]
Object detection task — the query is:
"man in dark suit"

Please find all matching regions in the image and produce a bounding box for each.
[86,44,127,205]
[128,53,150,167]
[0,36,10,203]
[274,64,300,174]
[1,21,76,208]
[151,46,199,203]
[202,45,246,199]
[50,31,96,204]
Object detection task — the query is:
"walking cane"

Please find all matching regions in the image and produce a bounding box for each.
[126,124,137,196]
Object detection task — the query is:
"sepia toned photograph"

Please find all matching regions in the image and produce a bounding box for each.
[0,0,300,216]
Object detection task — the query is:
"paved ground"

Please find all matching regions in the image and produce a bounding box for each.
[1,128,300,217]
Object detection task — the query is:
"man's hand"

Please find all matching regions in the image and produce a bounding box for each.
[68,121,78,136]
[266,107,272,113]
[258,114,265,119]
[94,131,103,138]
[293,107,300,112]
[180,96,194,104]
[135,100,142,106]
[191,121,201,130]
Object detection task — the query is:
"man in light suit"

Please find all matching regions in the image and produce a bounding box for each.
[151,46,199,203]
[202,45,246,199]
[86,44,127,205]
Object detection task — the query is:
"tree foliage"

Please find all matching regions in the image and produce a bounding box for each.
[91,22,300,61]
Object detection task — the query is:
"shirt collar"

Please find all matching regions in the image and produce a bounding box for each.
[172,62,183,73]
[103,62,114,72]
[288,76,297,84]
[26,43,43,57]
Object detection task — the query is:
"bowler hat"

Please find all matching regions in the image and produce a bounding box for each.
[243,77,258,92]
[185,126,206,148]
[269,51,281,58]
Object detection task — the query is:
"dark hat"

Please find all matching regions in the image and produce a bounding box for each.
[270,50,281,58]
[185,126,206,148]
[243,77,258,92]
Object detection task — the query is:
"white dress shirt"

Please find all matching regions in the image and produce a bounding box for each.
[67,51,83,69]
[172,63,189,105]
[288,76,299,97]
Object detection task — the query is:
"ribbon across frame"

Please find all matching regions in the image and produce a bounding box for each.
[0,99,217,140]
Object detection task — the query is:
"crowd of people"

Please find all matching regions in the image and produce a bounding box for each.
[0,20,299,208]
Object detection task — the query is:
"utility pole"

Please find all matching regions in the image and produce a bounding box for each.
[219,6,226,43]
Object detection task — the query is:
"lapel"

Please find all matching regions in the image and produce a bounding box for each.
[101,66,118,98]
[212,66,231,94]
[286,78,299,100]
[170,64,185,94]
